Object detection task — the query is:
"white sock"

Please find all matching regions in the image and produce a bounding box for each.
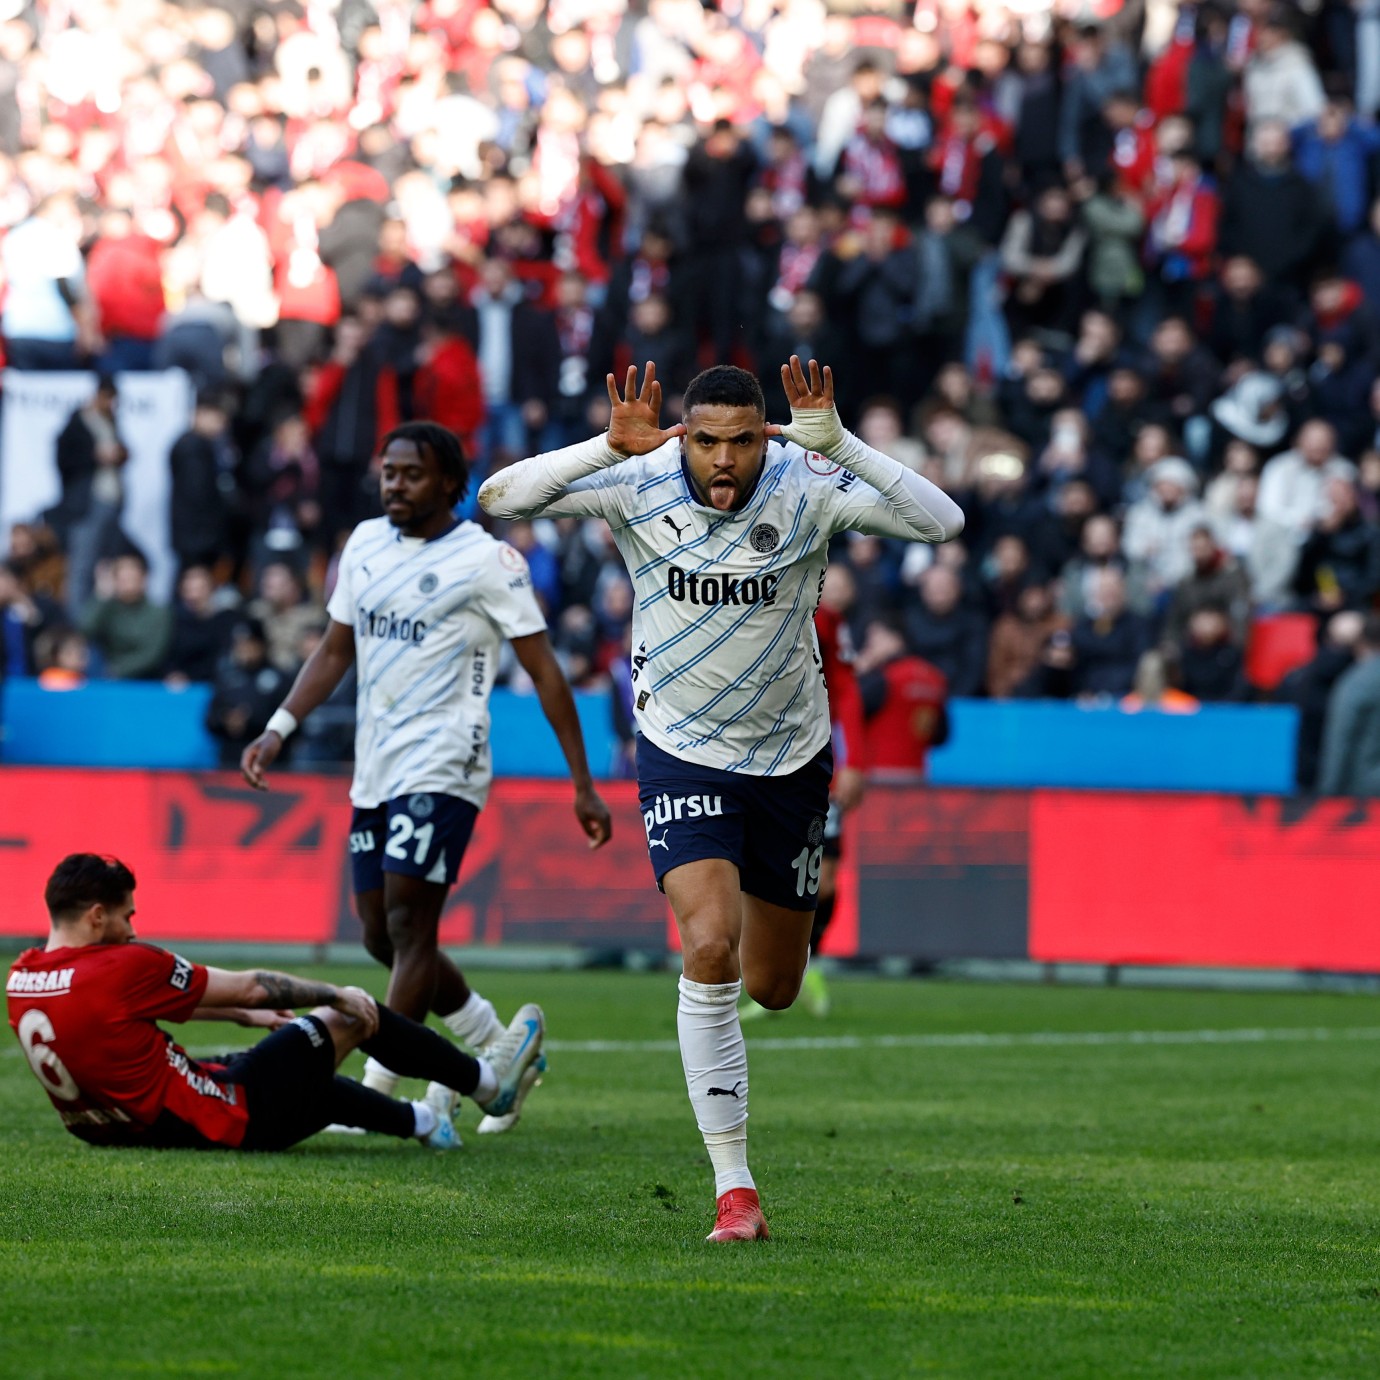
[704,1126,753,1197]
[409,1100,438,1140]
[677,975,755,1194]
[362,1057,399,1096]
[471,1057,498,1106]
[443,991,505,1050]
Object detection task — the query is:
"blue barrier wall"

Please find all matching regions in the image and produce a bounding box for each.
[0,678,624,777]
[1,679,219,769]
[926,700,1299,795]
[0,679,1298,793]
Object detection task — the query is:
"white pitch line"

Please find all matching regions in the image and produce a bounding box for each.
[4,1026,1380,1061]
[544,1027,1380,1055]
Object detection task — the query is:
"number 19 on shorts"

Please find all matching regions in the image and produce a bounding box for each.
[791,845,823,898]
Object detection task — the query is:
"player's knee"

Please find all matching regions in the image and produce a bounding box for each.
[311,1007,360,1063]
[361,927,394,965]
[681,931,738,984]
[745,973,800,1011]
[384,905,436,957]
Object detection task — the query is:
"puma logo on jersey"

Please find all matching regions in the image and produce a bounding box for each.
[648,830,670,851]
[661,513,688,540]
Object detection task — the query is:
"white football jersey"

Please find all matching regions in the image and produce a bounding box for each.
[534,438,904,775]
[327,517,547,808]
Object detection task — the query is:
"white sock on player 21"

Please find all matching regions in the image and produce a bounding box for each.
[443,991,505,1050]
[677,975,755,1195]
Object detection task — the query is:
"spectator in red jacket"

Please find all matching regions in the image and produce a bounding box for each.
[413,319,484,452]
[855,617,950,777]
[86,210,167,373]
[1144,146,1221,320]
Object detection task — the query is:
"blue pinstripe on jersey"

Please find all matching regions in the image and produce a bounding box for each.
[741,664,813,773]
[638,476,804,659]
[665,544,821,739]
[352,522,485,620]
[384,723,447,798]
[624,491,695,529]
[358,570,483,700]
[632,456,791,593]
[636,469,682,494]
[648,491,812,686]
[371,645,468,748]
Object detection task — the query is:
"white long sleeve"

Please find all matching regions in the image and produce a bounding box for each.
[477,434,626,522]
[825,429,966,543]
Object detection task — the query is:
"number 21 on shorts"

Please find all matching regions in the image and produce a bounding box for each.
[791,844,823,898]
[386,814,434,865]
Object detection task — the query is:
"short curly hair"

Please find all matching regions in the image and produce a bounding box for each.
[683,365,765,418]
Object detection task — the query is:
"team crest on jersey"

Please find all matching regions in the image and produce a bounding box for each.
[749,523,780,553]
[419,572,438,594]
[805,451,840,476]
[407,793,435,819]
[807,816,825,847]
[498,544,525,572]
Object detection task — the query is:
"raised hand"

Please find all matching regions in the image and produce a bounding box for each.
[776,355,835,415]
[606,362,686,457]
[767,355,846,454]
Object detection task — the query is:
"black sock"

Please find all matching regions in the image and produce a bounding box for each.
[327,1075,416,1138]
[361,1005,481,1096]
[809,893,837,957]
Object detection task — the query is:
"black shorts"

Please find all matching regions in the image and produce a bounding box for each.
[636,736,833,911]
[348,792,479,894]
[822,800,843,861]
[218,1016,338,1151]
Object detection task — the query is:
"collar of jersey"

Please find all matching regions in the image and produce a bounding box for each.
[678,449,768,518]
[394,516,463,546]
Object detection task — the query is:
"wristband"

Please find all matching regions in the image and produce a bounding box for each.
[266,708,298,740]
[779,406,846,456]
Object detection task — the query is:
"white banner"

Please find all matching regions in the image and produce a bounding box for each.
[0,369,195,602]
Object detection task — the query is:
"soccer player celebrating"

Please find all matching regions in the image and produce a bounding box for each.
[241,421,611,1134]
[479,357,963,1240]
[7,854,545,1150]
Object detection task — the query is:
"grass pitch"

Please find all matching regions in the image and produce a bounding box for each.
[3,966,1380,1379]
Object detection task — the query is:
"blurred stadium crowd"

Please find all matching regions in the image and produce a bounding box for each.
[1,0,1380,789]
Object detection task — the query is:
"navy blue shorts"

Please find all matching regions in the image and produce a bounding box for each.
[636,736,833,912]
[822,800,843,860]
[348,792,479,895]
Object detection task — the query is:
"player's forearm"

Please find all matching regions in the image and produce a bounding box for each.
[477,435,619,518]
[246,970,342,1010]
[278,643,353,724]
[829,432,965,543]
[531,662,597,790]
